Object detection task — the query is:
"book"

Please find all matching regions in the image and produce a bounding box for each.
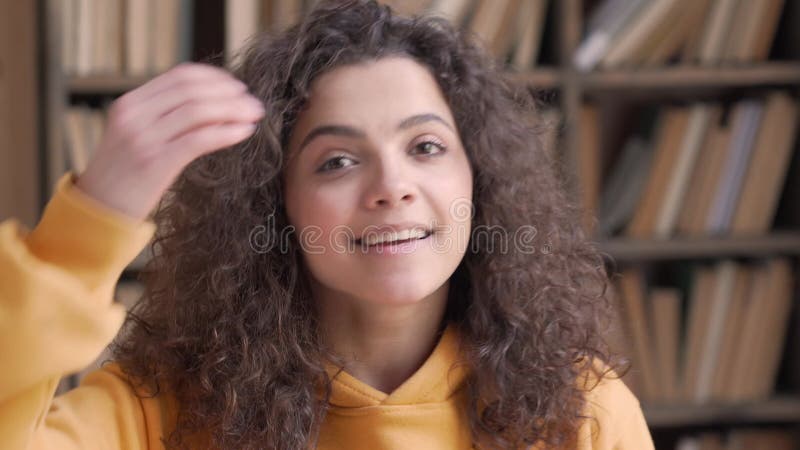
[65,107,90,173]
[600,0,685,68]
[741,0,784,60]
[225,0,260,64]
[124,0,151,76]
[691,260,738,403]
[675,107,729,236]
[696,0,740,65]
[577,104,600,235]
[380,0,434,16]
[679,0,716,63]
[708,264,751,402]
[705,99,764,235]
[730,92,799,235]
[598,137,653,237]
[617,268,659,401]
[716,258,794,402]
[649,287,681,402]
[468,0,521,61]
[679,265,715,401]
[573,0,648,71]
[271,0,305,30]
[62,0,77,75]
[623,257,800,404]
[643,0,713,65]
[626,107,689,238]
[723,0,784,62]
[427,0,475,26]
[64,0,193,76]
[509,0,548,71]
[654,104,714,238]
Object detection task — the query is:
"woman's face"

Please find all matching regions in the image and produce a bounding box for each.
[283,56,473,306]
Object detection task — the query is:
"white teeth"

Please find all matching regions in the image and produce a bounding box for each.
[362,228,428,246]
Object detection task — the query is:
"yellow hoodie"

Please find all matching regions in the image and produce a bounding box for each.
[0,173,655,450]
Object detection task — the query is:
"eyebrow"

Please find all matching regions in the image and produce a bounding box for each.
[297,113,455,154]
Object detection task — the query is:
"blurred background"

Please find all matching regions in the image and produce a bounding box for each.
[1,1,799,448]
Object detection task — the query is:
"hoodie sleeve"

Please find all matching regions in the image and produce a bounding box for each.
[576,368,655,450]
[0,172,157,450]
[607,380,654,450]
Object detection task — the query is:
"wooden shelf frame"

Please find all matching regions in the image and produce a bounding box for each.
[595,232,800,261]
[505,62,800,91]
[643,396,800,428]
[68,75,152,95]
[581,62,800,90]
[70,61,800,96]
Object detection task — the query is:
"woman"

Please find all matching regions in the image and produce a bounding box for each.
[0,1,653,448]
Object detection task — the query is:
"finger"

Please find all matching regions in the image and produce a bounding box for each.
[119,63,245,109]
[162,122,259,168]
[149,94,265,144]
[127,77,251,129]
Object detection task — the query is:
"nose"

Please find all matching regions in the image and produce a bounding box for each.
[363,157,416,209]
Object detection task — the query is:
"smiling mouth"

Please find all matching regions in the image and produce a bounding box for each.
[354,230,434,247]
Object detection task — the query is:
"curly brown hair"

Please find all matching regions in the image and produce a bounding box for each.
[111,1,627,448]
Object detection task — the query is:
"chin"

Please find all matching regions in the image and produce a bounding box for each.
[307,261,455,307]
[356,279,443,306]
[363,291,432,306]
[355,284,435,306]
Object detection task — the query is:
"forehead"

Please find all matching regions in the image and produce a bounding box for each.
[294,56,455,132]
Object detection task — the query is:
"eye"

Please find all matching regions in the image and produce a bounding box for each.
[317,154,357,173]
[410,139,447,156]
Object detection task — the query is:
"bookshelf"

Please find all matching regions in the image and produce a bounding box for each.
[36,0,800,448]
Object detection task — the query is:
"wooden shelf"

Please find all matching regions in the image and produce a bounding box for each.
[594,232,800,261]
[643,396,800,428]
[582,62,800,91]
[69,70,565,95]
[67,63,800,97]
[68,74,151,95]
[508,63,800,92]
[64,64,800,97]
[505,67,561,89]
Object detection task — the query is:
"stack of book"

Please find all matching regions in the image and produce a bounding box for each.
[611,258,794,406]
[597,91,798,239]
[226,0,550,70]
[574,0,785,70]
[61,0,193,76]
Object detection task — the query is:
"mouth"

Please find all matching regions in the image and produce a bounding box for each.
[354,229,434,247]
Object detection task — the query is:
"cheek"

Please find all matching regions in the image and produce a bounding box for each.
[288,185,355,251]
[440,154,473,220]
[418,176,471,290]
[440,155,473,252]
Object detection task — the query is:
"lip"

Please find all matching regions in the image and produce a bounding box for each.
[357,231,433,256]
[354,221,434,244]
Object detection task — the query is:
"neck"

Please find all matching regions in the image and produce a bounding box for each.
[315,282,449,394]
